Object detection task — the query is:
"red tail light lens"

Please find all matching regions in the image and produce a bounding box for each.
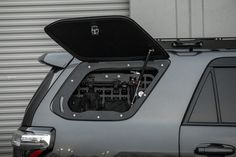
[29,150,43,157]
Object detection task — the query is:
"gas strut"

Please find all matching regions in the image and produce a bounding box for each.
[131,49,154,104]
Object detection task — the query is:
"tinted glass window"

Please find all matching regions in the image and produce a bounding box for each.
[215,68,236,123]
[189,73,218,123]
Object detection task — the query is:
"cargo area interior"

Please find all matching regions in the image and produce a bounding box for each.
[68,68,158,113]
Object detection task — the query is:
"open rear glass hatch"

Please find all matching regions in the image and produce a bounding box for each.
[46,16,170,120]
[45,16,169,61]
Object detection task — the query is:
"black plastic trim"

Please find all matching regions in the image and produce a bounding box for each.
[182,123,236,127]
[157,38,236,51]
[211,69,222,123]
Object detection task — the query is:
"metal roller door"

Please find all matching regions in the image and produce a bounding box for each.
[0,0,129,156]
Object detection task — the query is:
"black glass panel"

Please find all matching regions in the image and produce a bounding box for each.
[215,68,236,123]
[45,16,168,62]
[189,73,218,123]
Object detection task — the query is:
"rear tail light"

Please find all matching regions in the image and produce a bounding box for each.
[11,127,55,157]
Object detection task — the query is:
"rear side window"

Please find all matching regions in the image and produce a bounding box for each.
[215,68,236,123]
[51,60,170,121]
[189,73,218,123]
[184,58,236,125]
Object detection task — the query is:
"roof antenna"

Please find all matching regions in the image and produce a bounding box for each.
[131,48,154,105]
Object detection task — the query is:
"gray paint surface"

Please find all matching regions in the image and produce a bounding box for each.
[32,52,236,156]
[39,52,73,68]
[181,126,236,157]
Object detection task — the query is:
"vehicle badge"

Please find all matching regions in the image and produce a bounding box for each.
[91,25,99,36]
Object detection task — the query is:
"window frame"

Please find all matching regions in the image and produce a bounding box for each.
[51,60,170,121]
[182,57,236,126]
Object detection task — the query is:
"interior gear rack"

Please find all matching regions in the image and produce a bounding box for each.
[68,69,157,113]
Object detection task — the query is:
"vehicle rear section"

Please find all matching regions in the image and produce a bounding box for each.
[11,53,73,157]
[12,15,176,157]
[25,59,182,157]
[12,52,236,157]
[10,50,221,157]
[11,15,236,157]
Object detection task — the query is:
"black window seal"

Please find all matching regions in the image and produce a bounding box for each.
[182,122,236,127]
[50,60,170,121]
[182,57,236,126]
[211,69,222,123]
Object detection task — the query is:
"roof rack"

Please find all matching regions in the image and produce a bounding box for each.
[156,37,236,53]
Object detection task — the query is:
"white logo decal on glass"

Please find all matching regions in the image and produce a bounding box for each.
[91,25,99,36]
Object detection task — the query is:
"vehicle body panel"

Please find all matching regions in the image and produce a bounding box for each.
[180,56,236,157]
[50,60,169,121]
[31,52,236,157]
[180,126,236,157]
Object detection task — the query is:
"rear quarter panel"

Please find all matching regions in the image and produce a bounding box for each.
[32,52,236,157]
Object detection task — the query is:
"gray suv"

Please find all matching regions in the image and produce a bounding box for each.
[11,16,236,157]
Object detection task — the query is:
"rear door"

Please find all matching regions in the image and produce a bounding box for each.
[180,57,236,157]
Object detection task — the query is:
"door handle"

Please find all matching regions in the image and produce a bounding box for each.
[195,143,235,156]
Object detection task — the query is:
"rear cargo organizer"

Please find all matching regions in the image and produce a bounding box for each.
[68,68,157,113]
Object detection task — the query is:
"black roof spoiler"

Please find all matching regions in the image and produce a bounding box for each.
[157,37,236,52]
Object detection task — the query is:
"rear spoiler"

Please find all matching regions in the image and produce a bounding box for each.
[156,37,236,52]
[38,52,73,68]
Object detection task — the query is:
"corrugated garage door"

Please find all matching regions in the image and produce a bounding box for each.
[0,0,129,156]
